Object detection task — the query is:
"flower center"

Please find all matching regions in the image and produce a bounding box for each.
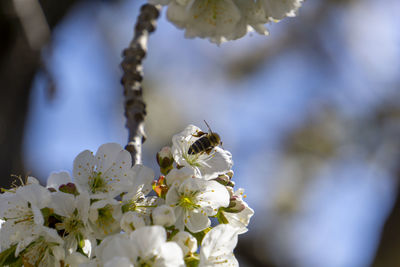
[183,153,202,168]
[96,204,115,234]
[64,214,84,235]
[89,172,107,193]
[22,237,53,266]
[179,196,198,211]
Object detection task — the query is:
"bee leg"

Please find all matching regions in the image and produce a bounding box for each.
[192,131,207,138]
[205,148,213,155]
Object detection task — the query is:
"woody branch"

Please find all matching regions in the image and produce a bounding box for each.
[120,4,161,165]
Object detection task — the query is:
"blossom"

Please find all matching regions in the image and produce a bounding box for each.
[223,188,254,234]
[149,0,302,44]
[199,224,240,267]
[120,164,158,223]
[88,198,122,239]
[73,143,133,199]
[95,226,184,267]
[166,177,229,232]
[48,191,94,255]
[18,227,65,267]
[0,133,254,265]
[0,183,51,255]
[172,125,233,180]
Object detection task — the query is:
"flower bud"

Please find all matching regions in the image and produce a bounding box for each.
[214,171,234,187]
[152,205,176,227]
[156,146,174,175]
[224,189,246,213]
[59,183,79,196]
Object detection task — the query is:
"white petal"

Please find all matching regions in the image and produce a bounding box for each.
[225,205,254,234]
[120,212,146,233]
[95,143,131,174]
[130,164,154,195]
[47,171,72,189]
[96,234,135,263]
[165,185,181,206]
[129,226,166,256]
[198,147,233,179]
[171,231,198,255]
[16,183,50,209]
[198,181,230,215]
[154,242,185,267]
[73,150,96,189]
[152,205,176,227]
[165,167,194,187]
[104,257,133,267]
[26,176,39,184]
[49,191,76,217]
[186,210,210,233]
[200,224,239,266]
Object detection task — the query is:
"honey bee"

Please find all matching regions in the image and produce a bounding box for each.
[188,121,221,155]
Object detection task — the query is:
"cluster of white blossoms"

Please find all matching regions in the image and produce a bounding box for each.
[149,0,304,44]
[0,125,253,267]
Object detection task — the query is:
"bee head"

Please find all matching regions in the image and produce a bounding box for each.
[209,132,221,146]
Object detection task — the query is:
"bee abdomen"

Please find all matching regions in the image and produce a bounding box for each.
[188,137,211,155]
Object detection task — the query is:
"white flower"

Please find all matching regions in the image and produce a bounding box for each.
[73,143,132,199]
[120,164,158,223]
[49,191,94,255]
[0,183,51,255]
[199,224,240,267]
[120,211,146,233]
[88,198,122,239]
[126,164,155,197]
[166,177,229,232]
[152,205,176,227]
[150,0,303,44]
[171,231,197,256]
[96,226,184,267]
[19,227,65,267]
[172,125,233,180]
[223,188,254,234]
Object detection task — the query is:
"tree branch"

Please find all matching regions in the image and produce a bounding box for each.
[121,4,161,165]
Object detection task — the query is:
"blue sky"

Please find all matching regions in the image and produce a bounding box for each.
[23,0,400,266]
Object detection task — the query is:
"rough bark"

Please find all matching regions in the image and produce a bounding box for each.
[121,4,161,166]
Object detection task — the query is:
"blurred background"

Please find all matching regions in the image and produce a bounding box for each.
[1,0,400,266]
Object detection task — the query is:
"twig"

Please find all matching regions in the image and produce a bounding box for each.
[121,4,161,165]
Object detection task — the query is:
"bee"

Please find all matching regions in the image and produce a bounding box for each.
[188,121,221,155]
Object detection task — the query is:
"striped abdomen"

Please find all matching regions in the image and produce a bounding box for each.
[188,134,219,155]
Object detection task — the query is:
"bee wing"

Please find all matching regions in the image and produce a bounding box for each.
[192,131,207,138]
